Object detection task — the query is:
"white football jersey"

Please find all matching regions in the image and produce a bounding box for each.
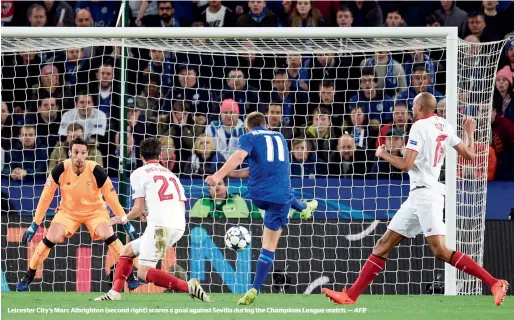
[130,161,186,230]
[406,115,461,194]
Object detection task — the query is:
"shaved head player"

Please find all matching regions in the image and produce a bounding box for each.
[17,138,140,291]
[323,92,509,306]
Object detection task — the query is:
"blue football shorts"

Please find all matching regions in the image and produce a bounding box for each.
[252,199,291,231]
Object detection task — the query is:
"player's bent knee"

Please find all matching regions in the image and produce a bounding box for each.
[137,265,150,280]
[96,223,114,240]
[120,243,135,257]
[42,237,56,248]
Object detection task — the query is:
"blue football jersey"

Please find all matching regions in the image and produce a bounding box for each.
[237,126,291,204]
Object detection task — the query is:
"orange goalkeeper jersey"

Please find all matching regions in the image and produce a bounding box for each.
[33,159,126,225]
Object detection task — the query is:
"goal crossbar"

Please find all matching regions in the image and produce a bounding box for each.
[1,27,459,39]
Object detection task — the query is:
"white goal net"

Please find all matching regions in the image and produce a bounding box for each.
[0,27,507,295]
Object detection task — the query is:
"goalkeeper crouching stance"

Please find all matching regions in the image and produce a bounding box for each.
[17,138,140,291]
[205,112,317,305]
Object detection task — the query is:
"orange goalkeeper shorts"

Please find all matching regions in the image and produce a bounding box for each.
[52,208,110,240]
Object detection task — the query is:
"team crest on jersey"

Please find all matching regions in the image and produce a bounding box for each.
[409,140,417,146]
[87,181,92,188]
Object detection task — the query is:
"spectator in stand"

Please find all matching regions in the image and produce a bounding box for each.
[290,137,327,178]
[1,102,14,150]
[205,99,245,161]
[90,63,119,119]
[434,1,468,38]
[136,73,162,121]
[190,177,260,218]
[164,65,210,125]
[466,11,500,42]
[3,125,47,180]
[482,0,503,38]
[143,0,179,27]
[269,69,308,128]
[346,0,383,27]
[277,0,294,26]
[376,102,411,148]
[336,5,354,27]
[289,0,325,27]
[425,13,444,27]
[348,105,377,150]
[266,102,294,141]
[33,97,61,149]
[437,98,446,118]
[310,52,354,102]
[157,101,197,167]
[348,67,395,126]
[305,107,339,163]
[199,1,237,27]
[361,51,407,97]
[48,123,102,172]
[219,68,260,116]
[55,48,91,88]
[384,8,406,27]
[144,49,174,95]
[159,136,177,173]
[404,50,437,87]
[183,134,224,179]
[128,0,159,27]
[328,133,370,177]
[59,93,107,141]
[75,8,93,27]
[27,4,46,27]
[1,52,40,113]
[75,1,119,27]
[493,66,514,122]
[237,0,281,27]
[233,40,276,92]
[397,64,444,111]
[31,64,72,113]
[313,80,346,127]
[372,130,407,179]
[489,106,514,180]
[114,129,137,171]
[41,0,74,27]
[286,54,311,92]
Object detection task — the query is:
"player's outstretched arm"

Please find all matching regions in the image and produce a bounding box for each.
[376,145,418,172]
[205,150,249,186]
[23,164,61,243]
[227,168,250,179]
[453,117,476,161]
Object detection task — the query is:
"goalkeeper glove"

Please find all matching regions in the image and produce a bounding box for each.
[22,222,39,244]
[123,222,137,241]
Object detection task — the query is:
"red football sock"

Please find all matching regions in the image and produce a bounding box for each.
[347,254,386,301]
[146,268,189,293]
[450,251,497,288]
[112,256,133,293]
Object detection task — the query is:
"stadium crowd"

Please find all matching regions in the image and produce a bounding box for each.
[1,1,514,219]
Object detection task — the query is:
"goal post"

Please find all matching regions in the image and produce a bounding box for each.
[1,27,507,295]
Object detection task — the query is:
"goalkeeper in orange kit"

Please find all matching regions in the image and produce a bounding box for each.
[17,137,140,291]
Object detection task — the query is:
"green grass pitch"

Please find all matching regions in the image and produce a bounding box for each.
[2,292,512,320]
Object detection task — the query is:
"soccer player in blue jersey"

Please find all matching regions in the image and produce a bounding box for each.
[205,111,317,305]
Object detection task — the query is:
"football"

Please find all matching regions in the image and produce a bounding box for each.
[224,226,251,251]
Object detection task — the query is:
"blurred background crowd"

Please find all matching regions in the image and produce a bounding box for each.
[1,1,514,218]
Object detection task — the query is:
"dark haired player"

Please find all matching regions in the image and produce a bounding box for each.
[17,138,139,291]
[95,138,211,302]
